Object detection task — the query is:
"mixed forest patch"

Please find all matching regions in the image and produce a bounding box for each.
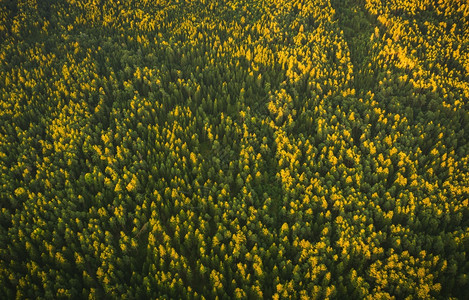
[0,0,468,298]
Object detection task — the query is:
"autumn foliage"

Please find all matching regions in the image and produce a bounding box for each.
[0,0,468,298]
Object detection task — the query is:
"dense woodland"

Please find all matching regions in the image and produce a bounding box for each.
[0,0,468,298]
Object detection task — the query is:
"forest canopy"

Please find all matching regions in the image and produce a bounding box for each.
[0,0,468,299]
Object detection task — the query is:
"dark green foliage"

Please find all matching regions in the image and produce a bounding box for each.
[0,0,468,299]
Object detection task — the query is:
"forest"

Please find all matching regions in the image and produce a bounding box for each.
[0,0,468,298]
